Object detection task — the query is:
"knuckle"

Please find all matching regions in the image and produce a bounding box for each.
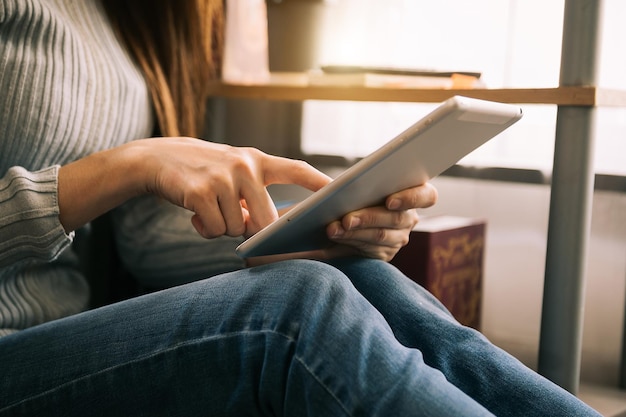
[183,183,208,210]
[421,183,438,207]
[361,211,377,227]
[227,223,246,237]
[429,184,439,205]
[375,228,387,243]
[391,211,405,228]
[229,152,255,175]
[411,193,423,208]
[204,224,226,239]
[293,159,314,173]
[382,252,394,262]
[371,247,394,262]
[409,210,419,228]
[220,147,257,176]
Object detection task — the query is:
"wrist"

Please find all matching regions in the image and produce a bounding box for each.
[115,140,154,199]
[57,141,151,232]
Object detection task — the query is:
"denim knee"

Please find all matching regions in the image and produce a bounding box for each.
[242,259,357,313]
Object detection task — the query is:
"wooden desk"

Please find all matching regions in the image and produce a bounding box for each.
[209,79,626,107]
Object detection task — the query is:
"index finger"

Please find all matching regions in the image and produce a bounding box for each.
[263,155,332,192]
[242,154,331,235]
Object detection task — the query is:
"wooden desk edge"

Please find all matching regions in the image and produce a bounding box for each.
[207,83,626,107]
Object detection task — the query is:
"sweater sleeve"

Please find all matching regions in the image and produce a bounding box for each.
[0,165,73,268]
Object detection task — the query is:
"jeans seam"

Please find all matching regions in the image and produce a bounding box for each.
[293,355,352,417]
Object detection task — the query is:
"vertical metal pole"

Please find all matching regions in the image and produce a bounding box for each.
[538,0,603,394]
[620,266,626,390]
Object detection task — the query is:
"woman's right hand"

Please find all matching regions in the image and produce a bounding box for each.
[57,137,331,237]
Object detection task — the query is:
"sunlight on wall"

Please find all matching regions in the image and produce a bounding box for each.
[315,0,563,87]
[301,0,626,175]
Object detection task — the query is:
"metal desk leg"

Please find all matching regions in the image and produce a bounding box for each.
[621,268,626,390]
[539,106,597,394]
[537,0,602,394]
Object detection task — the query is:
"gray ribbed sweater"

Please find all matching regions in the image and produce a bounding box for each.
[0,0,244,336]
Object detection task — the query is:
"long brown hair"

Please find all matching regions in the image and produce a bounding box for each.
[102,0,224,138]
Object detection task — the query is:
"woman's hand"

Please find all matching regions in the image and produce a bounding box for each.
[134,138,330,238]
[57,137,331,235]
[58,135,436,264]
[246,182,438,266]
[324,183,438,261]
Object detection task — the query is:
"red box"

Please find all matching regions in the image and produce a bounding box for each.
[390,216,486,330]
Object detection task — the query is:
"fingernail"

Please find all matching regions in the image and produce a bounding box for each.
[388,199,401,210]
[348,216,361,229]
[330,224,345,238]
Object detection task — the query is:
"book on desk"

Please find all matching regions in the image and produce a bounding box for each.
[308,65,484,89]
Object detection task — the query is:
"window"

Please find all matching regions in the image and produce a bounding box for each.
[300,0,626,176]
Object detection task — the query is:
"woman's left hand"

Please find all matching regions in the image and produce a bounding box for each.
[324,182,438,261]
[246,182,438,266]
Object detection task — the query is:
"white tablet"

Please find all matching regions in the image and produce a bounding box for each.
[236,96,523,258]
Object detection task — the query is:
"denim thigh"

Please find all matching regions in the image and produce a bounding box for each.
[0,259,494,417]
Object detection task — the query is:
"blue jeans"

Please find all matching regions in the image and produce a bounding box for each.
[0,258,600,416]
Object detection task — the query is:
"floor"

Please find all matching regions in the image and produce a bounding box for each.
[579,384,626,417]
[496,328,626,417]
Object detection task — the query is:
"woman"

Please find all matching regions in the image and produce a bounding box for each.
[0,1,601,416]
